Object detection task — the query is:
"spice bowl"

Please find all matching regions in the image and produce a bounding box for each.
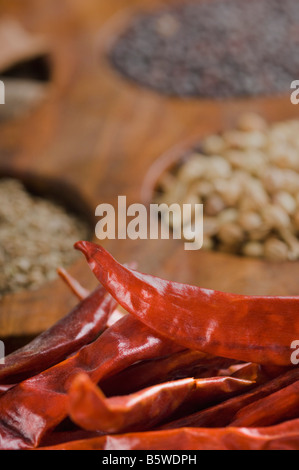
[0,169,97,340]
[103,0,299,100]
[141,112,299,297]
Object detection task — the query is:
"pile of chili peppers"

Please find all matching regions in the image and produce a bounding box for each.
[1,241,299,450]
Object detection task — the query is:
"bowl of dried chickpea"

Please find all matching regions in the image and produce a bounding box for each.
[145,113,299,262]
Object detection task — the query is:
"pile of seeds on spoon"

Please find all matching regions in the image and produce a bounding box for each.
[0,178,90,297]
[109,0,299,98]
[154,113,299,261]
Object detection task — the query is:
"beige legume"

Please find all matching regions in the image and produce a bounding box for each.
[154,114,299,261]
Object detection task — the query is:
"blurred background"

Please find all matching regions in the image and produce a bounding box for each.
[0,0,299,347]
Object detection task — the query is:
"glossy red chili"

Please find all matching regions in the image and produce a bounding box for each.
[0,314,180,449]
[68,373,253,433]
[75,241,299,366]
[0,285,116,384]
[39,419,299,450]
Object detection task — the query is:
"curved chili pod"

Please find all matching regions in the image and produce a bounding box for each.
[68,374,197,433]
[38,420,299,450]
[68,373,253,434]
[75,241,299,366]
[162,367,299,430]
[0,286,116,384]
[100,350,236,397]
[0,384,14,396]
[0,315,180,450]
[231,379,299,427]
[57,267,90,300]
[39,429,103,448]
[218,363,267,383]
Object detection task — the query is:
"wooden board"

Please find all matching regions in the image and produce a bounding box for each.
[0,0,299,340]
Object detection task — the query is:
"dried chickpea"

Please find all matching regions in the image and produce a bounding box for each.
[217,222,244,246]
[268,123,293,143]
[192,180,214,198]
[223,130,246,149]
[155,114,299,261]
[238,212,263,232]
[278,228,299,260]
[242,150,268,177]
[238,196,260,213]
[264,238,289,261]
[213,179,242,206]
[225,150,247,169]
[268,145,299,171]
[223,130,267,150]
[281,170,299,194]
[204,156,232,180]
[262,205,290,230]
[202,134,227,155]
[218,208,239,225]
[237,113,268,132]
[242,241,264,258]
[205,194,226,216]
[248,224,271,242]
[157,181,187,205]
[177,154,207,183]
[261,167,286,194]
[273,191,296,215]
[243,179,269,208]
[242,131,268,149]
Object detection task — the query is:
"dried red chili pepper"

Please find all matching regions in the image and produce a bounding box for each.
[69,374,196,433]
[100,350,236,397]
[231,379,299,427]
[162,366,299,430]
[0,314,180,449]
[57,267,90,300]
[217,362,268,383]
[39,429,102,449]
[38,419,299,450]
[0,285,116,384]
[106,307,127,328]
[1,240,297,450]
[75,241,299,367]
[68,373,253,434]
[0,384,14,396]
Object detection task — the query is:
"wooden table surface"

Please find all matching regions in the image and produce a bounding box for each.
[0,0,299,341]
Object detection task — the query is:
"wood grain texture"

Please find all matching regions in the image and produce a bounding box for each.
[0,0,299,339]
